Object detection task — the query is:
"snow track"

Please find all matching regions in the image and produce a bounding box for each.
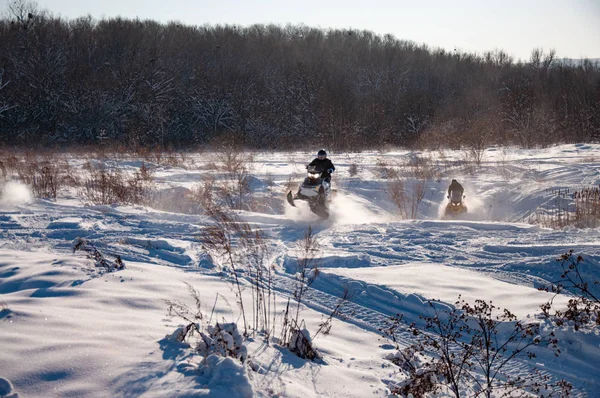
[6,200,591,394]
[1,193,598,395]
[2,145,600,397]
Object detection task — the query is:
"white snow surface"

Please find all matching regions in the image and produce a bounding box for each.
[1,144,600,397]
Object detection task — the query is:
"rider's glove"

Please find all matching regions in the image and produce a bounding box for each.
[327,168,333,174]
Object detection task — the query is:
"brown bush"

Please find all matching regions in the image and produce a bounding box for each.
[387,177,408,218]
[532,186,600,229]
[375,158,399,179]
[187,176,216,211]
[2,153,64,199]
[79,163,152,205]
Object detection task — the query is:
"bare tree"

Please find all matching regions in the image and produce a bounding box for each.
[4,0,38,29]
[0,8,597,148]
[0,69,15,118]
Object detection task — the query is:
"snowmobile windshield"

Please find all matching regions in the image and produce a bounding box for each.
[450,191,463,202]
[306,166,322,180]
[307,171,321,180]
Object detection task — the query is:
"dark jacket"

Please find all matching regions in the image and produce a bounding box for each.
[308,158,335,180]
[448,180,464,196]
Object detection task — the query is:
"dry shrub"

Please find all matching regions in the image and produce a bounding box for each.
[247,194,284,214]
[279,226,322,360]
[210,133,253,174]
[159,150,189,168]
[417,119,463,150]
[166,285,248,364]
[497,147,514,181]
[79,163,153,205]
[384,297,568,398]
[1,153,64,199]
[197,161,219,171]
[387,177,427,219]
[387,178,408,218]
[375,158,399,179]
[201,206,272,336]
[532,186,600,229]
[406,154,440,180]
[540,250,600,331]
[0,154,19,172]
[190,169,252,211]
[409,179,427,218]
[573,186,600,225]
[218,169,251,210]
[223,147,252,175]
[436,149,452,171]
[72,238,125,272]
[457,153,477,176]
[195,135,255,210]
[187,169,256,213]
[31,165,60,199]
[348,163,359,177]
[462,116,496,167]
[136,146,189,168]
[187,176,216,211]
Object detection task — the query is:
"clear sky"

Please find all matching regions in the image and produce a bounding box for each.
[8,0,600,61]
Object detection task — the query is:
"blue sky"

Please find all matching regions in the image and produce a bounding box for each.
[15,0,600,60]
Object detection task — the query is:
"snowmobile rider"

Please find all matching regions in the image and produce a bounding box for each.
[447,179,464,199]
[308,149,335,183]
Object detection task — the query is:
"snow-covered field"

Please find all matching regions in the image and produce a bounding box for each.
[1,144,599,397]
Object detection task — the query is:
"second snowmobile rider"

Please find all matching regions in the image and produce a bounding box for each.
[447,179,464,198]
[308,149,335,183]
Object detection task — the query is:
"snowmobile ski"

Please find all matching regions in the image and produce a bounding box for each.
[286,191,296,207]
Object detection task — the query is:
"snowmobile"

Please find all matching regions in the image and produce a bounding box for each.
[444,190,467,217]
[286,166,332,218]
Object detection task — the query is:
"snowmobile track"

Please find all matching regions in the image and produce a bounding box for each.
[1,199,592,397]
[267,271,586,397]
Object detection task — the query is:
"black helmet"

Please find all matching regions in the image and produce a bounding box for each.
[317,149,327,157]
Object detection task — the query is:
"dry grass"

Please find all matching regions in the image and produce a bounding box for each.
[78,162,153,205]
[187,176,216,211]
[387,177,408,218]
[387,176,427,219]
[72,238,125,272]
[0,152,70,199]
[531,186,600,229]
[407,154,440,180]
[200,205,273,337]
[375,158,399,179]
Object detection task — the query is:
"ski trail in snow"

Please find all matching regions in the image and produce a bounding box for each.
[262,270,575,396]
[1,197,590,396]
